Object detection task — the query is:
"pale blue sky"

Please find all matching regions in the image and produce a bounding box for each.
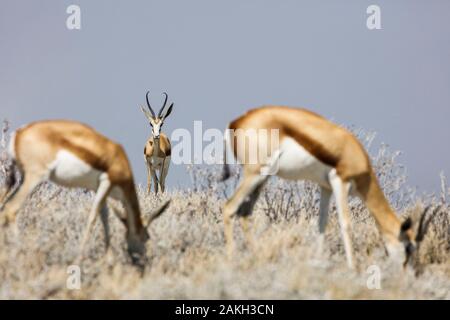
[0,0,449,192]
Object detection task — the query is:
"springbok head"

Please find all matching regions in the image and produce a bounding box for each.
[125,199,171,266]
[141,91,173,139]
[400,204,442,271]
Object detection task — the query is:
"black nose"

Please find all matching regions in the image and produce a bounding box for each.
[129,251,147,267]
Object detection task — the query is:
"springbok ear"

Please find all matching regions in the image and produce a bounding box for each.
[145,200,171,228]
[141,106,153,120]
[401,217,412,232]
[163,103,173,119]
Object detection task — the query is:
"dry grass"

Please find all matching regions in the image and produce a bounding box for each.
[0,122,448,299]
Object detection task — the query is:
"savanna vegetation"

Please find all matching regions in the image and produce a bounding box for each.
[0,121,448,299]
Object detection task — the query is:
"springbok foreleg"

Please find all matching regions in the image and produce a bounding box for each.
[329,169,354,269]
[145,157,152,194]
[78,174,111,261]
[317,186,332,255]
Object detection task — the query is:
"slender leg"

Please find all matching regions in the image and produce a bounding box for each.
[1,172,43,226]
[223,173,267,258]
[159,157,170,193]
[99,204,110,251]
[77,175,111,261]
[0,162,21,209]
[145,158,152,194]
[317,187,332,255]
[151,169,159,194]
[0,176,22,212]
[237,181,266,252]
[240,217,254,252]
[329,169,354,269]
[107,198,126,226]
[159,159,166,193]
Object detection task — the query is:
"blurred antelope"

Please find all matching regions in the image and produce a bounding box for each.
[221,106,434,269]
[0,120,170,265]
[140,91,173,194]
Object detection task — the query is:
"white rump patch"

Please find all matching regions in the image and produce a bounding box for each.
[49,150,104,190]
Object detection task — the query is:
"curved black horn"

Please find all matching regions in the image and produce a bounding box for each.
[416,205,441,242]
[158,92,169,118]
[145,91,156,117]
[416,205,431,242]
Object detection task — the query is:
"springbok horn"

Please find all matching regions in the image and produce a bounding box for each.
[145,200,171,228]
[416,205,442,242]
[145,91,156,118]
[158,92,169,118]
[162,103,173,120]
[404,204,442,270]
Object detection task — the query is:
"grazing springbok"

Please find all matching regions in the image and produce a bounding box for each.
[140,91,173,194]
[0,120,170,265]
[221,106,434,269]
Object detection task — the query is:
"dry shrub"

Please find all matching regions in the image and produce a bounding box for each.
[0,121,448,299]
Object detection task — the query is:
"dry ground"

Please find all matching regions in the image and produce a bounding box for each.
[0,124,448,299]
[0,174,448,299]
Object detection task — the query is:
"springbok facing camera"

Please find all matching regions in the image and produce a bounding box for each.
[140,91,173,194]
[0,120,170,265]
[221,106,432,269]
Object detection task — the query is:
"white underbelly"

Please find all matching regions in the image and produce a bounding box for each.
[276,137,332,187]
[49,150,102,190]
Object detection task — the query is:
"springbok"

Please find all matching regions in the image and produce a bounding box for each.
[0,120,170,265]
[221,106,434,269]
[140,91,173,194]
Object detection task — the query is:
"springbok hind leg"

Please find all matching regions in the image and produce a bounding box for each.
[100,203,117,265]
[100,204,110,252]
[223,173,267,258]
[316,187,332,257]
[237,180,267,252]
[77,174,111,263]
[329,169,354,269]
[159,157,170,193]
[1,171,44,227]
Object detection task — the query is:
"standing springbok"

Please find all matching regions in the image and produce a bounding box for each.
[221,106,433,269]
[140,91,173,194]
[0,120,170,265]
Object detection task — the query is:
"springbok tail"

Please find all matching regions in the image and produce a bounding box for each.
[0,158,18,207]
[221,163,231,182]
[220,128,231,182]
